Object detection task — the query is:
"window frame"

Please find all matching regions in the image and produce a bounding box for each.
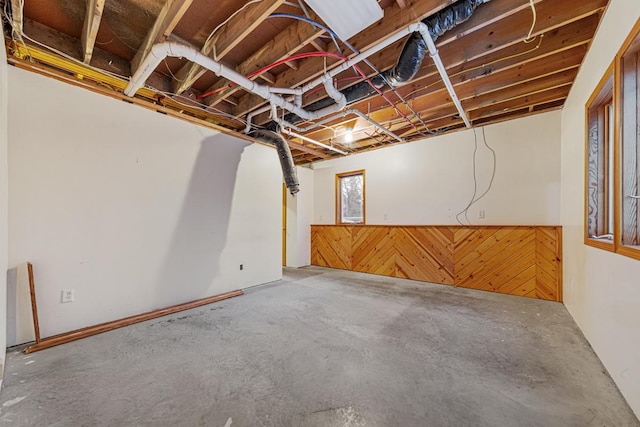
[584,62,615,251]
[335,170,366,225]
[615,18,640,261]
[584,18,640,261]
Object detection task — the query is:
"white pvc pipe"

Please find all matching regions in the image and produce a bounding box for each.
[244,104,271,134]
[414,22,472,128]
[281,128,348,156]
[125,42,344,122]
[347,109,404,143]
[125,19,471,132]
[299,26,414,94]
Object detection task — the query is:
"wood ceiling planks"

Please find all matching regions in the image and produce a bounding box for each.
[2,0,609,163]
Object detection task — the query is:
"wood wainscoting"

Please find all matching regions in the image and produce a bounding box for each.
[311,225,562,302]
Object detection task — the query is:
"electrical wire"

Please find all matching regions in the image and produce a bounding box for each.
[155,89,250,127]
[17,32,131,81]
[2,0,33,61]
[523,0,538,44]
[456,126,497,225]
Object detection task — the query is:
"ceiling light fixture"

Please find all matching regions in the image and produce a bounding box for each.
[303,0,384,41]
[344,128,354,143]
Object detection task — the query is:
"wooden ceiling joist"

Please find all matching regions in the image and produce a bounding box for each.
[251,10,599,129]
[130,0,195,74]
[286,140,332,160]
[9,0,609,163]
[81,0,105,64]
[172,0,286,94]
[232,0,456,116]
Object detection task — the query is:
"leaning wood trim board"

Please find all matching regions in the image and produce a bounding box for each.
[311,225,563,301]
[27,262,41,343]
[24,290,244,354]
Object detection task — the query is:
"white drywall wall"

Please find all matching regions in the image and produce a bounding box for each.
[0,19,9,383]
[312,111,561,226]
[7,67,282,338]
[286,166,314,267]
[561,0,640,417]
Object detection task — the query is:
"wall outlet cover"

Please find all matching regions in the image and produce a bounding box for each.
[61,289,74,303]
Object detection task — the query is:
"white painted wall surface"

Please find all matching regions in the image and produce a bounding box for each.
[0,19,10,382]
[561,0,640,417]
[312,111,561,226]
[7,68,282,338]
[286,166,314,267]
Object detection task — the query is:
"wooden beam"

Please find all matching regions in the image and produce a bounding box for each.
[307,62,580,148]
[469,86,570,120]
[287,140,332,159]
[202,12,326,107]
[396,0,408,8]
[234,0,606,118]
[173,0,286,94]
[256,12,598,131]
[293,8,600,123]
[81,0,106,64]
[232,0,456,115]
[24,290,244,353]
[131,0,194,74]
[309,37,327,52]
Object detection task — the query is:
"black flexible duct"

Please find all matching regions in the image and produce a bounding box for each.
[265,0,488,131]
[251,130,300,195]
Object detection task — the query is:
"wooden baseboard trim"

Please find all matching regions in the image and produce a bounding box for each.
[24,290,244,354]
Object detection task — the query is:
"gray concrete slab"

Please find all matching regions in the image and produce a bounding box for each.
[0,266,637,426]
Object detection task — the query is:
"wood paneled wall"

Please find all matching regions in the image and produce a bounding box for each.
[311,225,562,301]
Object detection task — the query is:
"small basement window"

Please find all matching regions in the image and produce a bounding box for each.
[585,65,614,250]
[336,170,365,225]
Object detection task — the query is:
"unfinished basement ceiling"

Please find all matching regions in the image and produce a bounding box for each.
[1,0,608,164]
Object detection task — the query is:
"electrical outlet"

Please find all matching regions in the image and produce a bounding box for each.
[477,210,486,219]
[240,264,243,271]
[383,213,388,220]
[61,289,74,303]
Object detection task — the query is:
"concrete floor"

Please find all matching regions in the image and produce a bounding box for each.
[0,266,638,427]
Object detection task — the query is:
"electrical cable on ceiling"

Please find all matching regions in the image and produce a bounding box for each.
[15,32,130,81]
[2,0,33,61]
[456,126,497,225]
[523,0,538,43]
[156,89,250,126]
